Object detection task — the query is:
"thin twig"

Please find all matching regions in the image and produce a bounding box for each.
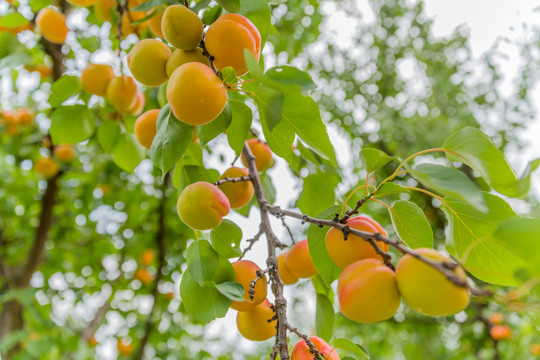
[239,226,264,260]
[249,268,271,301]
[213,176,252,186]
[286,325,324,360]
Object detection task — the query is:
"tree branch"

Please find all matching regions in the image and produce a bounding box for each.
[213,175,252,186]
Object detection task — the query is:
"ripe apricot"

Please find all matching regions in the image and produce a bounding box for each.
[325,217,388,269]
[140,249,155,266]
[166,62,227,125]
[161,5,203,50]
[94,0,113,22]
[490,325,512,341]
[127,91,145,115]
[148,8,165,38]
[241,139,273,171]
[217,167,254,209]
[489,312,503,325]
[395,248,470,316]
[81,63,115,97]
[15,108,34,125]
[231,260,267,312]
[68,0,98,7]
[134,268,153,285]
[531,344,540,356]
[35,157,59,177]
[236,299,276,341]
[127,39,171,87]
[134,109,159,149]
[106,76,138,113]
[176,181,230,230]
[338,259,401,323]
[116,11,146,38]
[36,7,69,44]
[291,336,340,360]
[1,110,18,126]
[54,144,75,163]
[285,239,318,279]
[165,48,209,77]
[205,13,261,76]
[117,339,133,356]
[278,252,298,285]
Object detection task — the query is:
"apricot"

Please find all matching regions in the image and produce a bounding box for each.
[140,249,155,266]
[489,312,503,325]
[25,64,52,79]
[205,13,261,76]
[106,76,138,113]
[285,239,318,279]
[395,248,470,316]
[241,139,273,172]
[161,5,203,50]
[531,344,540,356]
[236,299,276,341]
[54,144,75,163]
[217,167,254,209]
[117,339,133,356]
[81,63,115,97]
[36,7,69,44]
[325,217,388,269]
[338,259,401,323]
[15,108,34,125]
[134,268,153,285]
[490,325,512,341]
[127,91,145,115]
[147,7,165,38]
[127,39,171,87]
[134,109,159,149]
[278,252,298,285]
[291,336,340,360]
[68,0,98,7]
[118,11,146,37]
[176,181,230,230]
[166,62,227,125]
[1,110,18,126]
[94,0,113,22]
[231,260,267,312]
[165,48,209,77]
[35,157,59,177]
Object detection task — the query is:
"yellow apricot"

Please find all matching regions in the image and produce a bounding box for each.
[490,325,512,341]
[241,139,273,171]
[161,5,203,50]
[395,248,470,316]
[117,339,133,356]
[81,63,115,97]
[134,268,153,285]
[94,0,113,22]
[285,239,318,279]
[16,109,34,125]
[35,157,59,177]
[176,181,230,230]
[165,48,209,77]
[231,260,267,312]
[140,249,155,266]
[36,7,69,44]
[278,252,298,285]
[489,312,503,325]
[134,109,159,149]
[166,62,227,125]
[338,259,401,323]
[118,11,146,37]
[54,144,75,163]
[291,337,340,360]
[127,39,171,87]
[325,217,389,269]
[147,7,165,38]
[1,110,17,126]
[205,13,261,76]
[127,91,145,115]
[530,344,540,356]
[217,167,254,209]
[236,299,276,341]
[106,76,138,113]
[68,0,98,7]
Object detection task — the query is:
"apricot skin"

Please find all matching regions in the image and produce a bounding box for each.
[81,63,115,97]
[134,109,159,149]
[236,299,276,341]
[127,91,145,115]
[338,259,401,323]
[231,260,267,312]
[161,5,203,50]
[278,252,298,285]
[205,14,261,76]
[241,139,273,172]
[68,0,98,7]
[35,157,59,178]
[106,76,138,113]
[54,144,75,163]
[165,48,209,77]
[176,181,230,230]
[325,217,389,269]
[127,39,171,87]
[285,239,318,279]
[490,325,512,341]
[217,167,254,209]
[36,7,69,44]
[395,248,470,316]
[15,109,34,125]
[147,7,164,38]
[291,336,340,360]
[166,62,227,125]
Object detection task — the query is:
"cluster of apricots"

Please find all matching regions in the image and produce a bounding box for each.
[34,144,76,178]
[1,108,34,136]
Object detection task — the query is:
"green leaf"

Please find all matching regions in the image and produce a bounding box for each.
[227,99,252,154]
[261,172,276,204]
[389,200,433,249]
[112,132,145,172]
[202,4,223,25]
[175,165,220,191]
[215,281,245,301]
[215,0,239,13]
[307,205,343,286]
[315,294,334,342]
[374,183,410,198]
[244,49,264,80]
[360,148,393,173]
[256,85,283,131]
[49,75,82,107]
[221,67,237,83]
[0,288,35,306]
[197,103,231,145]
[132,0,171,11]
[296,168,339,216]
[0,51,32,70]
[50,105,95,144]
[150,104,194,175]
[186,240,221,286]
[442,127,540,197]
[264,66,317,92]
[97,121,121,152]
[211,219,243,258]
[408,164,487,212]
[0,13,30,28]
[238,0,271,45]
[334,338,370,359]
[443,193,523,286]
